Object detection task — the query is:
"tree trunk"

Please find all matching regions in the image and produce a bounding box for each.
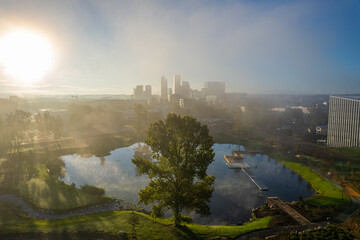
[173,207,181,227]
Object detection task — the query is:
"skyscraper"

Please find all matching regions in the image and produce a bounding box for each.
[173,74,181,95]
[203,82,225,98]
[327,96,360,147]
[181,81,190,98]
[145,85,152,98]
[133,85,144,99]
[161,76,168,99]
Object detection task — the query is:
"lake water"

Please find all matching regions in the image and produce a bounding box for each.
[61,143,314,225]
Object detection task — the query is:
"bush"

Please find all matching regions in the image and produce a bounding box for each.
[81,184,105,196]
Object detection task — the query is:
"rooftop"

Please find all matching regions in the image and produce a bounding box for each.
[331,95,360,100]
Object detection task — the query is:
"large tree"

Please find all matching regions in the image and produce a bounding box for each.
[132,114,215,226]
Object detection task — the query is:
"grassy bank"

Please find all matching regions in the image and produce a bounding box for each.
[0,209,272,240]
[186,217,272,238]
[0,202,30,225]
[330,147,360,161]
[271,153,351,206]
[214,133,271,152]
[18,165,110,211]
[0,151,109,212]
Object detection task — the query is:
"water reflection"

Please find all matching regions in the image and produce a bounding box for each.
[100,157,105,166]
[61,143,315,225]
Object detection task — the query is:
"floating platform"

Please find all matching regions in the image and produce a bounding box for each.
[224,155,249,169]
[232,151,244,159]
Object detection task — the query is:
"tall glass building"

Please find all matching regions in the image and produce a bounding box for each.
[327,96,360,147]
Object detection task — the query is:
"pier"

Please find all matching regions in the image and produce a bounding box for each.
[224,153,268,191]
[242,168,268,191]
[267,197,310,225]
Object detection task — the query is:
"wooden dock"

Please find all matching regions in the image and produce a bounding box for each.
[232,151,244,159]
[242,168,268,191]
[267,197,310,225]
[224,154,268,191]
[224,155,249,169]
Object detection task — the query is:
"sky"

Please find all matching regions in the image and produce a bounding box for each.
[0,0,359,95]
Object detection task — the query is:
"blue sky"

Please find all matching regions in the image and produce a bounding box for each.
[0,0,359,94]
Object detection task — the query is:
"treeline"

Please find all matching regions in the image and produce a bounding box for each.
[0,110,63,155]
[175,99,328,142]
[66,103,123,131]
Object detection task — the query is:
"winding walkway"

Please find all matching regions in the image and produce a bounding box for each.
[0,194,130,220]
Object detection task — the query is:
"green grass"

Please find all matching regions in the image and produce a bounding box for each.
[214,134,271,152]
[131,214,272,238]
[185,216,273,238]
[271,153,351,206]
[17,164,110,211]
[0,205,272,240]
[0,211,192,240]
[0,202,30,225]
[330,147,360,161]
[0,150,110,211]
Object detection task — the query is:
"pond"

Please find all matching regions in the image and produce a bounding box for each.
[61,143,314,225]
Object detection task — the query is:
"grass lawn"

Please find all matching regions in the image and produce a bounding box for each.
[0,211,191,240]
[0,207,273,240]
[271,153,351,206]
[185,217,273,238]
[330,147,360,161]
[0,202,30,225]
[214,134,271,152]
[0,150,110,211]
[17,164,110,211]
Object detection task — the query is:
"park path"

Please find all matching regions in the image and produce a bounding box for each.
[0,194,129,220]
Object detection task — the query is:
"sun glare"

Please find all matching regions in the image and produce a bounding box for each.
[0,29,55,85]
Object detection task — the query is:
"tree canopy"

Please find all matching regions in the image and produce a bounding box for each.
[132,113,215,226]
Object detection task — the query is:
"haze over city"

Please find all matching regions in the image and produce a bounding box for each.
[0,0,359,95]
[2,1,360,239]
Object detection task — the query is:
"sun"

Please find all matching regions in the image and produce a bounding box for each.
[0,29,55,85]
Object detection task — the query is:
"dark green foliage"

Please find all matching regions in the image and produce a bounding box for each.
[134,104,149,141]
[44,157,65,178]
[80,184,105,196]
[287,225,354,240]
[5,110,32,154]
[35,111,64,140]
[132,114,215,226]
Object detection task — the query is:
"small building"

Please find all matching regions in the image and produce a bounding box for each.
[316,125,328,136]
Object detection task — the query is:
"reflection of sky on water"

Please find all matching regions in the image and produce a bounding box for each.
[61,143,314,225]
[61,144,149,203]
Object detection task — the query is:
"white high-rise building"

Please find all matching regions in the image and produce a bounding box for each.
[327,96,360,147]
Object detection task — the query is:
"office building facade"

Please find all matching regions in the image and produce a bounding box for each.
[327,96,360,147]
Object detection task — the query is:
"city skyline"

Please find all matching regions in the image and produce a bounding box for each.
[0,0,359,95]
